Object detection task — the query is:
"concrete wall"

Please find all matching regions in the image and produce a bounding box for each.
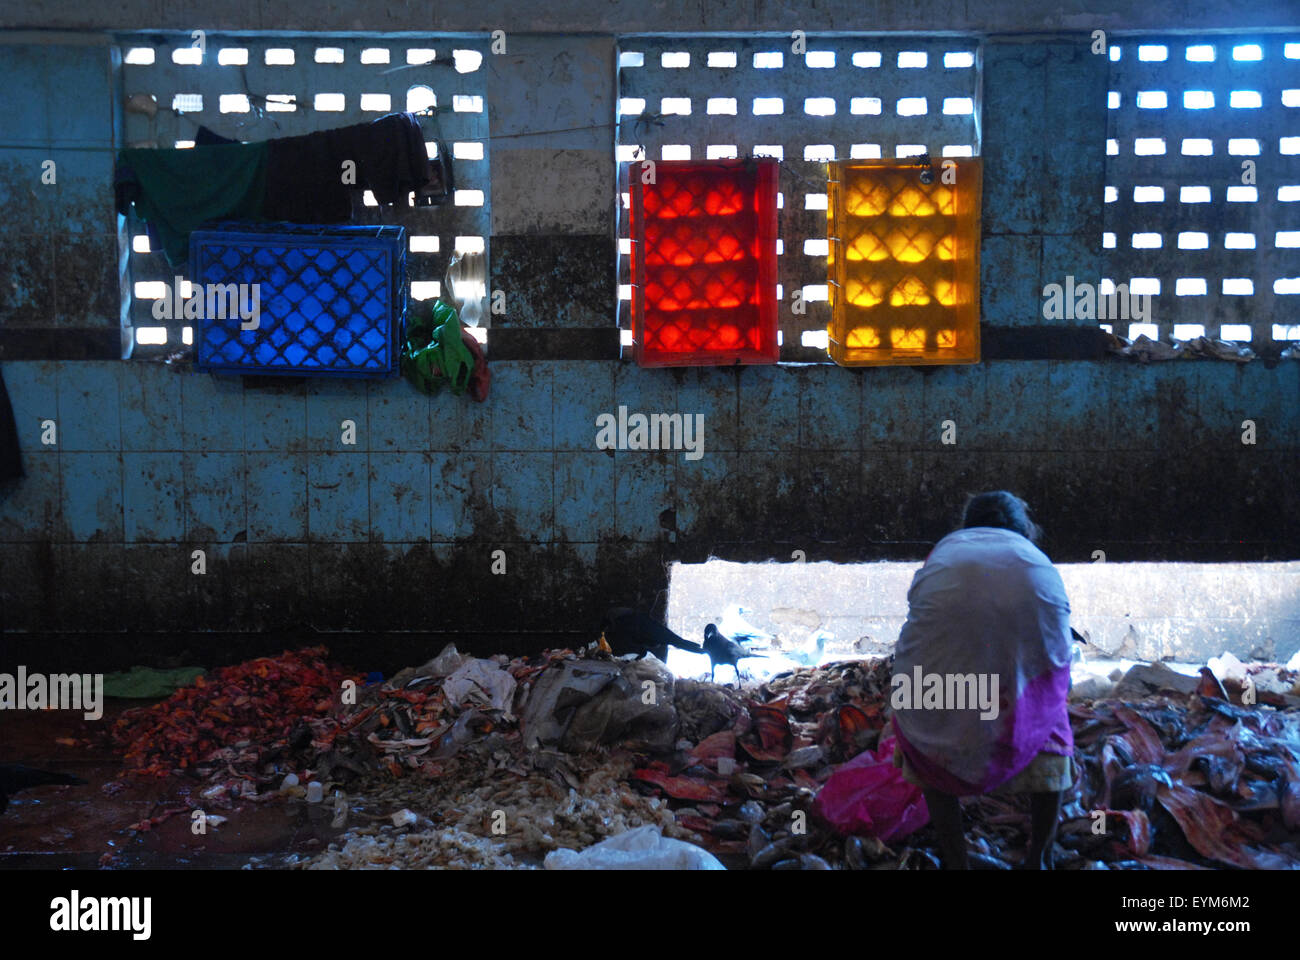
[0,6,1297,673]
[666,560,1300,664]
[4,1,1297,33]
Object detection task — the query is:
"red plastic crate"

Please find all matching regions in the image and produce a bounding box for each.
[630,159,779,367]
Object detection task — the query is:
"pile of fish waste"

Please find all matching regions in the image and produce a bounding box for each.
[1074,654,1300,707]
[1050,693,1300,869]
[297,750,688,869]
[288,648,1300,870]
[605,654,1300,871]
[101,646,359,830]
[301,824,529,870]
[629,658,896,869]
[96,639,1299,870]
[306,643,684,778]
[286,648,893,869]
[108,647,357,777]
[293,644,697,868]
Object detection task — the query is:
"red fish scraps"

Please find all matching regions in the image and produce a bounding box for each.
[109,647,359,779]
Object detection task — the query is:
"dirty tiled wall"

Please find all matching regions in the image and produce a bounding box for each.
[0,37,121,356]
[0,31,1297,673]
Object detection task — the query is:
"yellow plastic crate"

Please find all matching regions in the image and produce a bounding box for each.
[826,158,982,366]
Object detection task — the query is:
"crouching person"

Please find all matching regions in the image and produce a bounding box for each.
[890,490,1075,869]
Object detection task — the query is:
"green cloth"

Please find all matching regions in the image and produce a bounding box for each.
[119,142,269,266]
[401,300,475,395]
[102,665,206,699]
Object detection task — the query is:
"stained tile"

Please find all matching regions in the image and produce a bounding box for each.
[183,451,245,542]
[246,451,307,542]
[243,382,307,452]
[181,372,244,451]
[369,451,431,542]
[307,451,368,542]
[368,381,430,452]
[56,361,119,450]
[614,450,671,541]
[553,361,614,451]
[555,451,613,541]
[489,451,553,541]
[60,452,122,541]
[491,363,554,450]
[305,379,368,451]
[738,366,799,452]
[120,362,183,451]
[122,451,184,541]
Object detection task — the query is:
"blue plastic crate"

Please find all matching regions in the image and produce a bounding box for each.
[188,223,407,378]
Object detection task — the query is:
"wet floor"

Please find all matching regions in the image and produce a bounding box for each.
[1,699,343,869]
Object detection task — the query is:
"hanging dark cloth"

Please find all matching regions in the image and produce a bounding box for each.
[0,366,24,481]
[263,113,434,223]
[115,114,443,265]
[115,141,269,265]
[195,125,237,146]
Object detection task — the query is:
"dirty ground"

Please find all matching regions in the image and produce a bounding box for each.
[3,645,1298,871]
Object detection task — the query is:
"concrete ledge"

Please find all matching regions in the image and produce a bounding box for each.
[6,6,1298,34]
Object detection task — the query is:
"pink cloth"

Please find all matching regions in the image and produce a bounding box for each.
[890,527,1074,796]
[460,326,490,402]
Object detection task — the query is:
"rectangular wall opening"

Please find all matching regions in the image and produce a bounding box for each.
[665,558,1300,684]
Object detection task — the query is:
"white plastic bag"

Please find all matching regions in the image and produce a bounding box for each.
[543,825,725,870]
[441,659,516,717]
[445,252,485,328]
[420,642,469,677]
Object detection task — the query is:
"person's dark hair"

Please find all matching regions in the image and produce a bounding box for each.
[961,490,1042,543]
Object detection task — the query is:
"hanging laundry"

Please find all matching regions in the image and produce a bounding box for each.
[0,365,23,481]
[263,112,436,223]
[194,125,236,146]
[115,141,269,265]
[115,113,445,266]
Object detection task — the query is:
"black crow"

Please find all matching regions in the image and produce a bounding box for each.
[600,608,704,661]
[0,763,87,814]
[703,623,766,684]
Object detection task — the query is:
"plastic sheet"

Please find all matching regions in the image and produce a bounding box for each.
[445,251,485,328]
[401,300,474,395]
[812,734,930,842]
[544,824,725,870]
[441,659,517,717]
[101,665,206,699]
[399,299,490,401]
